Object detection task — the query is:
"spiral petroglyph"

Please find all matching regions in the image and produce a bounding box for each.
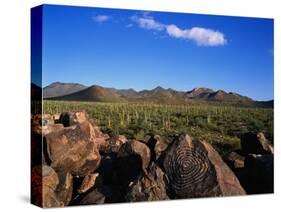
[163,134,221,198]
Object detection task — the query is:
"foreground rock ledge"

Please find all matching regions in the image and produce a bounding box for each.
[31,111,275,207]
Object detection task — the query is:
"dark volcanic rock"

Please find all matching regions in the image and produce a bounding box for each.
[223,151,246,186]
[44,121,101,176]
[224,133,274,194]
[163,134,221,198]
[126,163,169,202]
[59,111,110,146]
[244,154,273,194]
[241,132,273,155]
[111,141,149,195]
[79,190,106,205]
[118,140,151,170]
[35,110,271,207]
[224,151,245,169]
[163,134,245,199]
[147,135,169,161]
[202,141,246,196]
[95,140,151,202]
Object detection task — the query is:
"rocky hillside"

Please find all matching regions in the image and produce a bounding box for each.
[31,111,274,207]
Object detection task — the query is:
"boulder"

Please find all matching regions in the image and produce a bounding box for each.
[118,140,151,170]
[79,190,106,205]
[244,154,273,194]
[58,111,109,146]
[42,114,55,126]
[59,111,89,127]
[78,173,99,193]
[53,113,61,122]
[163,134,245,199]
[268,144,274,154]
[32,114,55,127]
[42,124,64,136]
[126,163,169,202]
[147,135,169,160]
[202,141,246,196]
[223,151,246,185]
[55,171,73,206]
[31,165,63,208]
[44,121,101,176]
[98,140,151,198]
[241,132,273,155]
[224,151,245,169]
[98,135,127,153]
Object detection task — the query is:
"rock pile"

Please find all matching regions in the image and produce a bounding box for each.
[224,132,274,194]
[31,111,273,208]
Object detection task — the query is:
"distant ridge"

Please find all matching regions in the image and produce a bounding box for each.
[43,82,87,98]
[47,85,122,102]
[44,82,273,108]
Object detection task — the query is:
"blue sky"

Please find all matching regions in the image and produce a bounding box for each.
[42,4,274,101]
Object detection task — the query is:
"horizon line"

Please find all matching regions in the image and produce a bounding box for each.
[37,81,274,102]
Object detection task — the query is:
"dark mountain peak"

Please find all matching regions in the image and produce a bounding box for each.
[152,86,165,91]
[45,81,86,89]
[193,87,213,92]
[51,81,85,85]
[51,81,62,85]
[207,89,254,103]
[89,84,102,89]
[118,88,137,93]
[108,87,138,97]
[127,88,136,92]
[185,87,214,99]
[229,91,242,97]
[85,85,111,95]
[215,89,227,94]
[48,83,121,102]
[187,87,214,94]
[43,82,87,98]
[137,86,176,99]
[45,81,63,88]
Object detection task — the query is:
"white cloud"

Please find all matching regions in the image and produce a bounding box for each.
[131,16,164,31]
[131,15,227,47]
[166,24,189,38]
[93,15,110,23]
[166,25,227,46]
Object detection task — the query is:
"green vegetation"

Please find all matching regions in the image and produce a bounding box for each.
[43,100,273,155]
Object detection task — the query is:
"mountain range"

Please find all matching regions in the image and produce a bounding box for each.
[41,82,273,107]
